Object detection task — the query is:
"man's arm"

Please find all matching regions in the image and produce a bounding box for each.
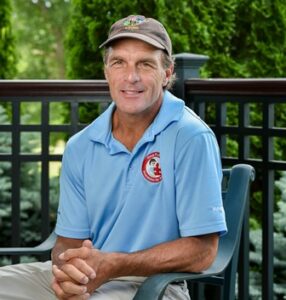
[52,233,218,298]
[114,233,218,275]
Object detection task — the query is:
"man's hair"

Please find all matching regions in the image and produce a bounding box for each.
[103,47,176,90]
[161,52,176,90]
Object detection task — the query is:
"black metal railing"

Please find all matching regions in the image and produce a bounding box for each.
[1,78,286,300]
[0,80,111,251]
[185,78,286,300]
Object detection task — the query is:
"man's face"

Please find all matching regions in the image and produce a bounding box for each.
[104,38,173,117]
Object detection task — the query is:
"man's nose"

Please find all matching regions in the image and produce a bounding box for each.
[125,66,140,83]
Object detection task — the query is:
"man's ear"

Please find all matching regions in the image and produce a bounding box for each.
[162,77,169,87]
[167,64,174,80]
[163,65,174,87]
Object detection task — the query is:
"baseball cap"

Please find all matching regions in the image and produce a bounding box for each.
[99,15,172,57]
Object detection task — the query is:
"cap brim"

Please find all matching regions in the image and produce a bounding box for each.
[99,32,165,51]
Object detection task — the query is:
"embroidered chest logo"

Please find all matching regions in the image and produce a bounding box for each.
[142,152,162,183]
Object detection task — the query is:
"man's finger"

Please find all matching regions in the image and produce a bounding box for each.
[60,280,88,296]
[52,265,71,282]
[58,263,89,284]
[69,258,96,280]
[51,277,73,300]
[59,245,91,261]
[82,240,93,249]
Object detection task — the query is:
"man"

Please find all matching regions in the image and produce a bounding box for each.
[0,15,227,300]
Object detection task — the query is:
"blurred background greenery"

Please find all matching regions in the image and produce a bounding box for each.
[1,0,286,80]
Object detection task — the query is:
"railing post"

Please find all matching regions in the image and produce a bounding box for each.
[173,53,209,100]
[173,55,210,300]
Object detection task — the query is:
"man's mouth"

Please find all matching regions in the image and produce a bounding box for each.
[121,89,144,95]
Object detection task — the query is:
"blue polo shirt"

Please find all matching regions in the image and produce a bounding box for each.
[55,91,227,253]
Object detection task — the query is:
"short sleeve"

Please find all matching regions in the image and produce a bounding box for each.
[175,132,227,237]
[55,143,90,239]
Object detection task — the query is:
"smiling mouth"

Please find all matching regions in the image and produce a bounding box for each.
[121,89,144,95]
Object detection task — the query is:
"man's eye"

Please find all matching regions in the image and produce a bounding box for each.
[111,60,123,67]
[140,62,153,68]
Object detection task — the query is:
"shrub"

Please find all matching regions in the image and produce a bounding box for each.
[0,0,16,78]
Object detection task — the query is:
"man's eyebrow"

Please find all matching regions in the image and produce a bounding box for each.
[108,55,123,62]
[138,58,157,64]
[107,55,158,65]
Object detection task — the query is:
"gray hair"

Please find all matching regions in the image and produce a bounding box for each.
[161,52,176,90]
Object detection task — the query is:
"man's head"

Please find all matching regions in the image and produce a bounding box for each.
[100,15,175,90]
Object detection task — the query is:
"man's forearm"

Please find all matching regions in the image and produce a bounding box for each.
[107,234,219,279]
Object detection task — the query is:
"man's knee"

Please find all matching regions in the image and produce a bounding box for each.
[89,280,140,300]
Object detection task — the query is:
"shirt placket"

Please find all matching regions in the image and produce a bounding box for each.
[126,155,136,190]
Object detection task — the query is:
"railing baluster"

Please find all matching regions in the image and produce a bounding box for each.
[262,102,274,300]
[11,100,20,264]
[41,100,50,240]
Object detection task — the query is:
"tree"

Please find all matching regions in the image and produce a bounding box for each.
[11,0,71,79]
[65,0,286,79]
[64,0,204,79]
[0,107,12,247]
[250,172,286,299]
[229,0,286,78]
[0,0,16,78]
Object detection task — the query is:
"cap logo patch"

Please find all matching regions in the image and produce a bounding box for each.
[123,15,146,30]
[142,152,162,183]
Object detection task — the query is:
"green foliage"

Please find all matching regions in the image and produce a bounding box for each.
[187,0,286,78]
[65,0,286,79]
[230,0,286,78]
[0,111,12,248]
[249,172,286,299]
[0,106,12,237]
[0,0,17,78]
[274,173,286,234]
[65,0,229,78]
[11,0,71,79]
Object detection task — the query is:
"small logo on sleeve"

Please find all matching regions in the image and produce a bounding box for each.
[142,152,162,183]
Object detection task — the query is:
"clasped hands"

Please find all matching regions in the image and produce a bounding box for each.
[52,240,107,300]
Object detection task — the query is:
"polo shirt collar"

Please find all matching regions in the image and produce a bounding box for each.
[88,91,184,153]
[148,91,184,137]
[88,102,115,145]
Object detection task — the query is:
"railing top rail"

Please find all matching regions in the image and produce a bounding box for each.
[1,78,286,96]
[185,78,286,96]
[0,80,110,97]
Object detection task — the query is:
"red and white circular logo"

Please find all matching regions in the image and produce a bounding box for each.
[142,152,162,183]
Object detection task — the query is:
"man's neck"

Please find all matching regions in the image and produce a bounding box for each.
[112,106,160,152]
